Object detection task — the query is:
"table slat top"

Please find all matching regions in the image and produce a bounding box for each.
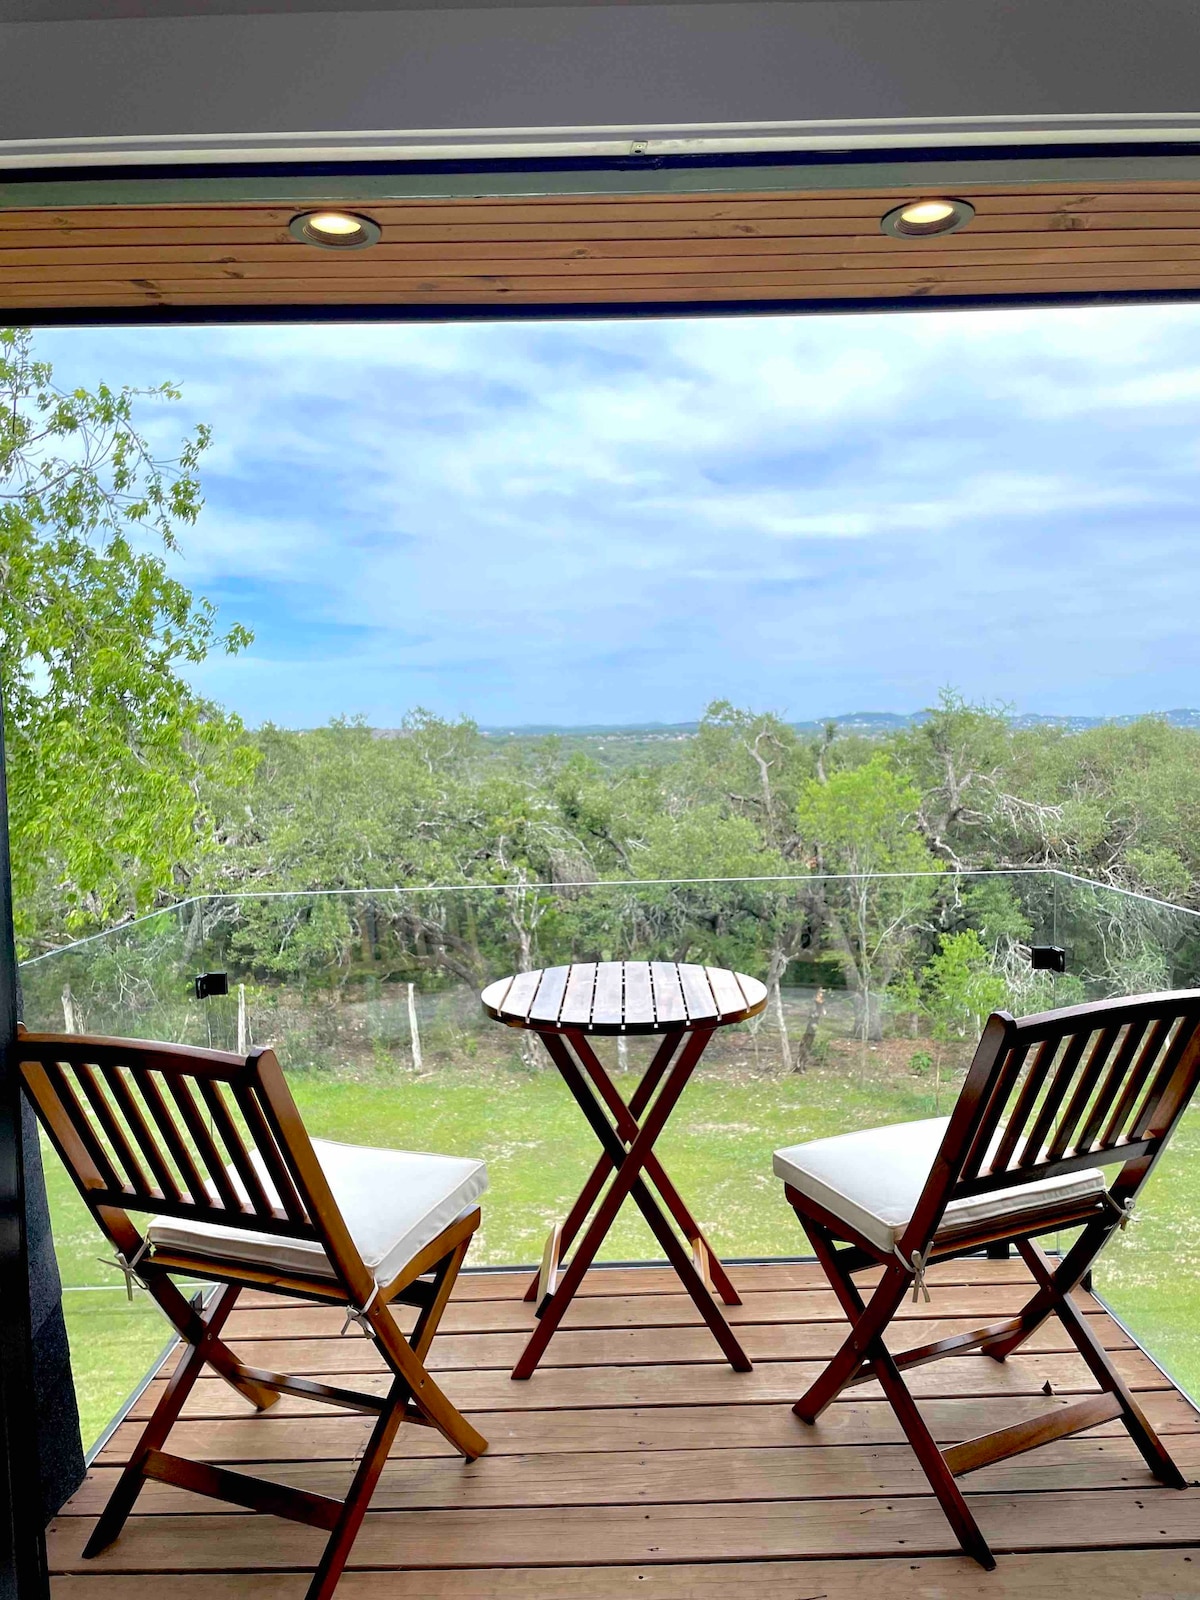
[482,961,767,1034]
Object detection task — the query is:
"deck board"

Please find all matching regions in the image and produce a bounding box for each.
[123,1346,1173,1420]
[50,1261,1200,1596]
[42,1549,1200,1600]
[219,1282,1109,1336]
[144,1311,1134,1373]
[68,1433,1200,1517]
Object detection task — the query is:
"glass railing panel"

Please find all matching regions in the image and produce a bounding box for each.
[20,869,1200,1436]
[1045,878,1200,1405]
[20,900,207,1043]
[19,900,236,1447]
[192,881,861,1270]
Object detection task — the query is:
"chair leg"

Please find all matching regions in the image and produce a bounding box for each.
[411,1236,470,1361]
[371,1238,488,1461]
[98,1252,480,1600]
[304,1377,410,1600]
[148,1272,278,1409]
[791,1222,910,1423]
[1018,1238,1187,1489]
[93,1235,486,1598]
[871,1333,996,1569]
[797,1222,995,1569]
[84,1282,244,1557]
[304,1237,486,1597]
[981,1219,1110,1362]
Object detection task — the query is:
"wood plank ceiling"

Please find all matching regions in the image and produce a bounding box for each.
[6,181,1200,313]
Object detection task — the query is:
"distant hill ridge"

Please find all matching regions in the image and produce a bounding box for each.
[470,710,1200,738]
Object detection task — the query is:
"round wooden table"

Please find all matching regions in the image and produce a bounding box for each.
[481,960,767,1378]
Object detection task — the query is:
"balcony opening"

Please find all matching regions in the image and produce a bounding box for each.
[11,293,1200,1587]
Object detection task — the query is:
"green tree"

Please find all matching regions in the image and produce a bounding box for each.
[921,929,1010,1111]
[923,929,1009,1041]
[1,327,252,949]
[680,701,815,859]
[632,803,785,975]
[677,702,820,1067]
[796,754,939,1041]
[897,692,1200,909]
[1021,718,1200,903]
[204,714,490,990]
[892,691,1045,869]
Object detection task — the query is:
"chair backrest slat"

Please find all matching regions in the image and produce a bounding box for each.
[960,1039,1030,1183]
[16,1031,330,1251]
[137,1069,215,1209]
[162,1074,246,1214]
[1046,1025,1120,1161]
[230,1081,310,1224]
[197,1078,275,1216]
[43,1059,128,1196]
[73,1062,151,1197]
[1017,1029,1090,1167]
[906,992,1200,1259]
[1130,1019,1195,1140]
[1099,1018,1171,1148]
[99,1062,184,1205]
[990,1037,1059,1171]
[1075,1017,1149,1152]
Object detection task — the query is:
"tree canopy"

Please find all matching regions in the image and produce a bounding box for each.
[1,327,252,946]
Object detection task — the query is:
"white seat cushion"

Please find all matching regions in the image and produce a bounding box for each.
[773,1118,1106,1255]
[147,1139,487,1288]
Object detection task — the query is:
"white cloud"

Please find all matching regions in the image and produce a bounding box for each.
[31,299,1200,726]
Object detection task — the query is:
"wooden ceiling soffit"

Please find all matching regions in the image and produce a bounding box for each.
[6,156,1200,318]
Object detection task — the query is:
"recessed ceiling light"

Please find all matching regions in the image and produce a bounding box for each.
[289,210,382,249]
[880,198,975,240]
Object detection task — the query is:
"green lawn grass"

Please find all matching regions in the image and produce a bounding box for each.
[44,1059,1200,1448]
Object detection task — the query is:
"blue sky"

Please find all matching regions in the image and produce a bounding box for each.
[35,304,1200,728]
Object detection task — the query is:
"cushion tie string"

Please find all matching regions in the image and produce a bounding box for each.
[340,1283,380,1339]
[1104,1192,1137,1231]
[99,1237,151,1302]
[894,1242,933,1304]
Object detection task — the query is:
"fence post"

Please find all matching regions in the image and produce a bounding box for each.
[407,982,423,1072]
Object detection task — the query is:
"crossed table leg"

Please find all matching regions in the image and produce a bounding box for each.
[512,1024,752,1380]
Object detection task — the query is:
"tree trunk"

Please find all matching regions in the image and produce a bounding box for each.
[182,896,205,963]
[357,904,378,965]
[825,912,881,1044]
[60,984,78,1034]
[765,946,793,1074]
[511,902,541,1068]
[792,1010,815,1072]
[237,983,249,1056]
[852,987,885,1043]
[617,1034,628,1073]
[407,982,423,1073]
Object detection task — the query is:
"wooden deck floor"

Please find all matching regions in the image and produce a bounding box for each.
[49,1257,1200,1598]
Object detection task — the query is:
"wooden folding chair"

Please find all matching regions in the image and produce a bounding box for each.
[773,990,1200,1570]
[18,1027,489,1600]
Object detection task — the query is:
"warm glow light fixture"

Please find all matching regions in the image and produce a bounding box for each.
[289,210,382,249]
[880,198,975,239]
